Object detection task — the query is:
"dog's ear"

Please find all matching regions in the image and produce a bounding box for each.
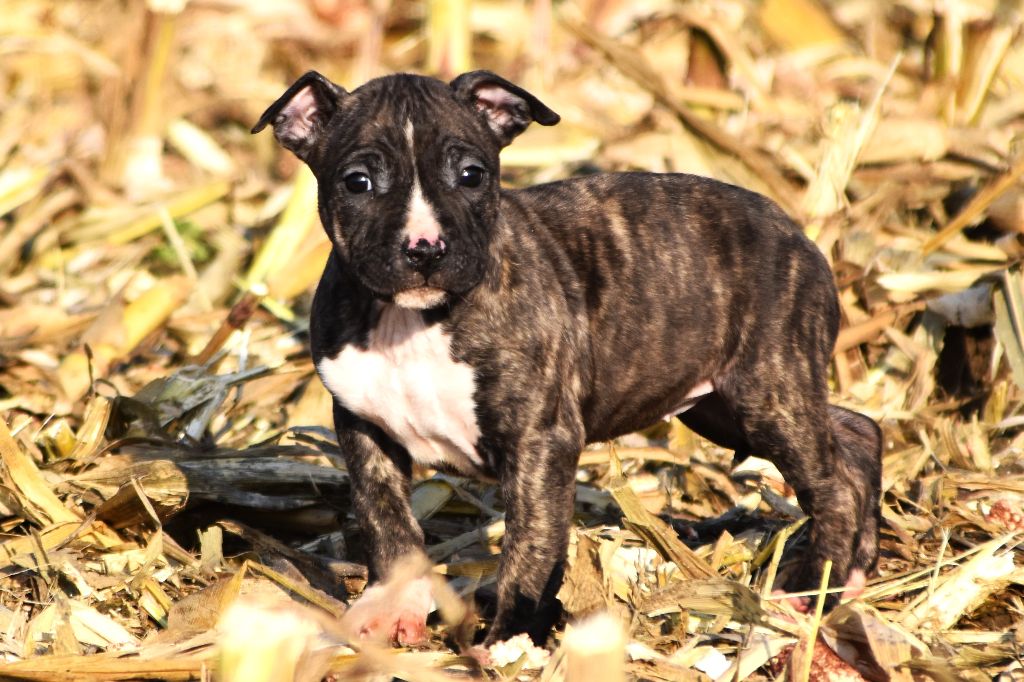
[450,71,560,147]
[251,71,347,161]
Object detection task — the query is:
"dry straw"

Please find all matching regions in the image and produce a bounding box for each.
[2,0,1024,680]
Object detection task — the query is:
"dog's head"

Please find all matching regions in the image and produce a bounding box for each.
[252,71,559,309]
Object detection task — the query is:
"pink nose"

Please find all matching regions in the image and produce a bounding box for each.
[407,233,443,249]
[403,236,447,271]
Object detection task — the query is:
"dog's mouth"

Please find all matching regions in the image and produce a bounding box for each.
[393,286,447,310]
[350,247,484,310]
[352,262,449,309]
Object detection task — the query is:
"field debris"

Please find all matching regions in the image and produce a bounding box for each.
[2,0,1024,679]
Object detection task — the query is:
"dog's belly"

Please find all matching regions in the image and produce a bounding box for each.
[584,377,716,442]
[664,380,715,418]
[317,305,484,475]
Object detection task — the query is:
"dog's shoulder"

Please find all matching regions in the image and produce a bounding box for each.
[310,251,376,361]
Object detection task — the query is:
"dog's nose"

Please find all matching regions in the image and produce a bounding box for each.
[404,236,447,271]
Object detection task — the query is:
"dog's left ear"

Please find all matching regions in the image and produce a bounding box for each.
[251,71,347,162]
[450,71,560,147]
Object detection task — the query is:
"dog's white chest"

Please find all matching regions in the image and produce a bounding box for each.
[317,305,483,474]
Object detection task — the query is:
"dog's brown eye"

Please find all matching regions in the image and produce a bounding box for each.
[458,166,484,188]
[344,172,372,193]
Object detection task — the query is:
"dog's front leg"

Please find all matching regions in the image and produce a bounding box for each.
[334,405,432,645]
[488,422,583,645]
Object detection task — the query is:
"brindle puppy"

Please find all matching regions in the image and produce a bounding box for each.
[252,70,882,646]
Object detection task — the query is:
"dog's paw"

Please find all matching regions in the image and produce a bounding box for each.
[772,589,811,613]
[839,567,867,601]
[772,567,868,613]
[343,575,433,645]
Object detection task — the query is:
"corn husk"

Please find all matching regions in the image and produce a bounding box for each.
[4,1,1024,680]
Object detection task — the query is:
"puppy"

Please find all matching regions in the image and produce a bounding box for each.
[252,70,882,645]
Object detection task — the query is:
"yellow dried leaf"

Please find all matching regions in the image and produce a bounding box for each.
[67,599,138,649]
[900,538,1024,631]
[609,475,715,580]
[759,0,845,51]
[0,416,81,527]
[247,165,319,287]
[411,478,455,521]
[57,275,192,400]
[0,166,50,218]
[563,613,625,682]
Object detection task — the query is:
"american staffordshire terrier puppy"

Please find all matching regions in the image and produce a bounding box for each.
[252,70,882,646]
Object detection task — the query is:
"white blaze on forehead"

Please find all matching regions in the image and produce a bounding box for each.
[406,177,442,244]
[404,118,415,149]
[403,118,442,244]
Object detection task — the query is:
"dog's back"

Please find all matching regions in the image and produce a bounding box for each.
[504,172,839,442]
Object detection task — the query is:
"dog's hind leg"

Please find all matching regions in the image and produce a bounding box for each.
[677,385,881,608]
[741,398,858,605]
[828,404,882,598]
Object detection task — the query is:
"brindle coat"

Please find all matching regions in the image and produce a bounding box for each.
[253,71,882,645]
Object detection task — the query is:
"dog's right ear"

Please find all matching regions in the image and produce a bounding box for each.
[251,71,347,162]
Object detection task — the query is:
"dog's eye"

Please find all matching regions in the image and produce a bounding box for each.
[458,166,484,188]
[343,172,373,194]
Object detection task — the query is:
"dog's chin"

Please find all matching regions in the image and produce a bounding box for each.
[393,287,448,310]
